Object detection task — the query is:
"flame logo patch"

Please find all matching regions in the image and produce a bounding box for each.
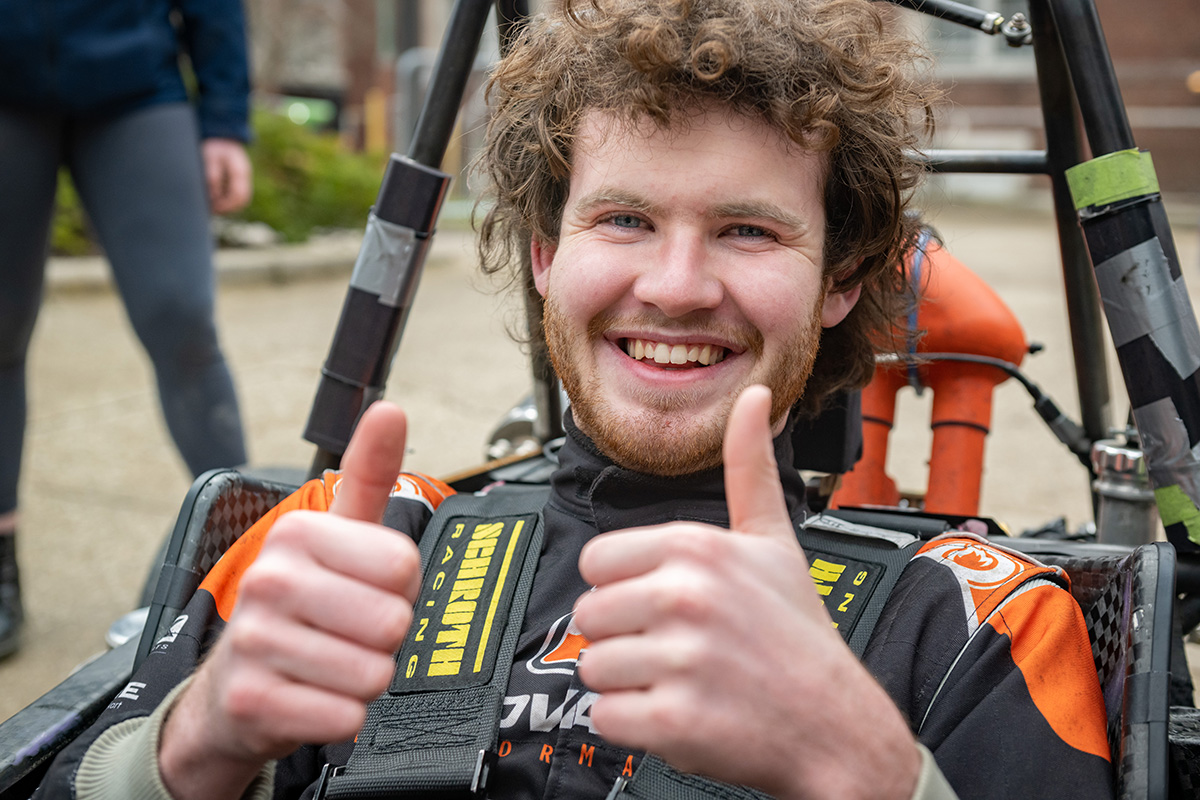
[937,542,1021,587]
[527,612,591,675]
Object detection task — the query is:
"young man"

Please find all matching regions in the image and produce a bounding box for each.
[39,1,1113,798]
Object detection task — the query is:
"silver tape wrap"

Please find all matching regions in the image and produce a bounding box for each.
[349,213,419,309]
[1095,237,1200,379]
[1134,396,1200,510]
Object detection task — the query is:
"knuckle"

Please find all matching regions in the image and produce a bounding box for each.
[240,560,293,605]
[665,526,727,566]
[380,541,420,595]
[376,602,413,647]
[226,615,274,658]
[657,577,716,624]
[222,679,268,725]
[328,702,369,742]
[265,512,310,548]
[663,635,704,675]
[356,654,398,699]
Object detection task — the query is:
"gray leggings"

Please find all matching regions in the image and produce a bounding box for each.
[0,102,246,514]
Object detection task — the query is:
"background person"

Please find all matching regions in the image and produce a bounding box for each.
[0,0,253,659]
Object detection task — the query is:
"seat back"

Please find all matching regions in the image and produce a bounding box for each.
[135,468,297,670]
[1037,542,1175,800]
[0,469,295,799]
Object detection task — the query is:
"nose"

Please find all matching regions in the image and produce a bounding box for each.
[631,231,724,318]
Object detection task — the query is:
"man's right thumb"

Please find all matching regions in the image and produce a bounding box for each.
[328,401,408,524]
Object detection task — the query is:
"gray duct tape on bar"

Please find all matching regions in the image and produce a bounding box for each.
[349,213,418,308]
[1134,396,1200,543]
[1095,238,1200,380]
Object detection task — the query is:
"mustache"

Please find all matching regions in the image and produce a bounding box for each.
[584,310,764,356]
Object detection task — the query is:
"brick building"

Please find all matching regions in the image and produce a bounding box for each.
[917,0,1200,199]
[245,0,1198,199]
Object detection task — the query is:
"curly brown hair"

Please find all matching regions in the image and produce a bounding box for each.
[477,0,933,416]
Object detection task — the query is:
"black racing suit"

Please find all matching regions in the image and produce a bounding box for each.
[36,419,1114,799]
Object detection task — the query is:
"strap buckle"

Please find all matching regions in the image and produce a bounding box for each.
[313,754,494,798]
[471,748,497,794]
[605,776,631,800]
[312,763,339,800]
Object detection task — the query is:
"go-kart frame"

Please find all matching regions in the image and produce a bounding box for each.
[2,0,1199,796]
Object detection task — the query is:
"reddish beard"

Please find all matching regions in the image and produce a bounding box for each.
[542,298,823,476]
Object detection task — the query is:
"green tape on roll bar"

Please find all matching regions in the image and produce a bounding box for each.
[1155,484,1200,545]
[1066,149,1160,210]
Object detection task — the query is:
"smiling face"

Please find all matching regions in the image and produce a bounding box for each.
[531,108,859,475]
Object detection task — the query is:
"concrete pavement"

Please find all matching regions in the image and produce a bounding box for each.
[1,195,1198,724]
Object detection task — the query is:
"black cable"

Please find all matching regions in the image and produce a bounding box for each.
[879,352,1093,468]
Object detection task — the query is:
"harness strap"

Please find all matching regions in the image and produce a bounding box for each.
[323,487,547,799]
[798,514,926,658]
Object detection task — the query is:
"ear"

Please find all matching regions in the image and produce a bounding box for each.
[530,237,557,298]
[820,283,862,328]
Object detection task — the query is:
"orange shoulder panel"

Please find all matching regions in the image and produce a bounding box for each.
[915,534,1064,625]
[987,583,1111,761]
[198,471,454,622]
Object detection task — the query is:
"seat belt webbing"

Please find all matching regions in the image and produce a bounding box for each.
[322,487,548,799]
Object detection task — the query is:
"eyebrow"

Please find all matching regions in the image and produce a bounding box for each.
[573,189,657,217]
[708,201,811,235]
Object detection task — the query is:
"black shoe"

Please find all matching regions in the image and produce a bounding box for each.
[0,534,22,660]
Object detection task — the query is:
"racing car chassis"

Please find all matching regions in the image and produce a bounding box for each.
[2,0,1200,796]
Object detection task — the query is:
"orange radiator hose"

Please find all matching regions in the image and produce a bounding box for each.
[830,237,1027,516]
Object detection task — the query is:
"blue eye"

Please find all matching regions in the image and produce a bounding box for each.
[734,225,770,238]
[609,214,642,229]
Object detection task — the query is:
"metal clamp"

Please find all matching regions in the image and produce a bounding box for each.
[471,748,497,794]
[605,776,631,800]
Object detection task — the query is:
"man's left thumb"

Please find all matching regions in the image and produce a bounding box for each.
[723,385,793,539]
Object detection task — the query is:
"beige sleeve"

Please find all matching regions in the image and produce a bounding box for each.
[75,677,275,800]
[910,744,959,800]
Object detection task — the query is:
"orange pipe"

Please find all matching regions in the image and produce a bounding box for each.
[829,240,1027,516]
[835,367,905,507]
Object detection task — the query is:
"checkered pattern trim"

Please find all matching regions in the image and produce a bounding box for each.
[1170,707,1200,796]
[139,471,298,660]
[189,474,292,574]
[1040,549,1160,800]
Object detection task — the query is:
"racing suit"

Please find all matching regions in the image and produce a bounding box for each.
[36,419,1114,800]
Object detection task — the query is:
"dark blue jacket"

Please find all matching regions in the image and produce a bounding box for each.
[0,0,250,141]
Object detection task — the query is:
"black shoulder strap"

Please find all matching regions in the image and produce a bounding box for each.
[318,495,923,799]
[796,514,926,658]
[321,486,549,800]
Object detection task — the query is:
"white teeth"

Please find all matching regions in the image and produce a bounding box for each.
[624,338,726,367]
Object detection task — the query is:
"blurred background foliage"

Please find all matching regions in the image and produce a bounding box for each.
[50,109,386,255]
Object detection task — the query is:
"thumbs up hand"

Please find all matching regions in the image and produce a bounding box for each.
[160,402,423,800]
[574,386,920,800]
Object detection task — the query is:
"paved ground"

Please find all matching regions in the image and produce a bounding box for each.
[1,194,1198,723]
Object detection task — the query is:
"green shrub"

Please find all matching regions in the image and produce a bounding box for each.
[51,172,96,256]
[235,110,387,242]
